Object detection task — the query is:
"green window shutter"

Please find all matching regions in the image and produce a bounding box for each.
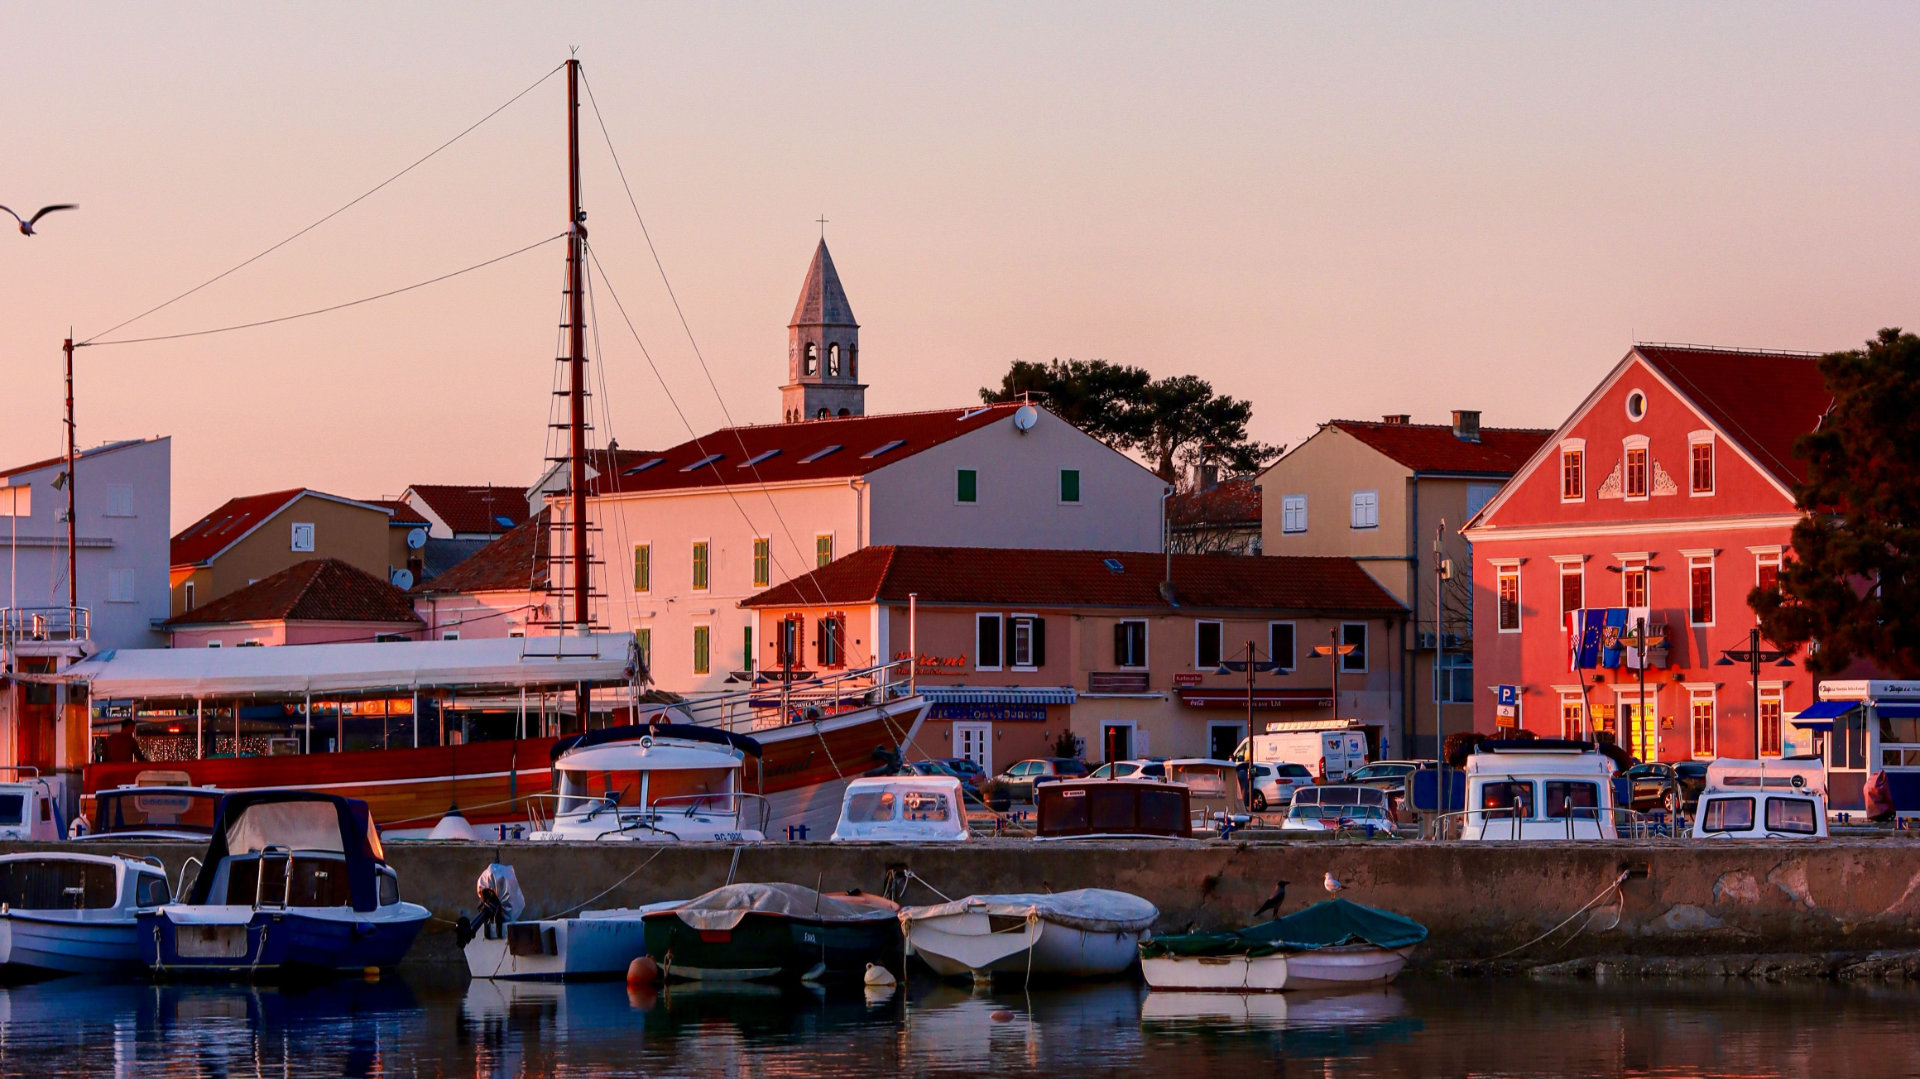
[693,626,710,675]
[635,628,651,673]
[956,469,977,503]
[692,542,709,590]
[753,538,770,587]
[1060,469,1080,503]
[743,625,754,672]
[634,545,650,592]
[816,535,833,567]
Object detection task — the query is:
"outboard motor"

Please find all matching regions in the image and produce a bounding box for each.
[470,863,524,940]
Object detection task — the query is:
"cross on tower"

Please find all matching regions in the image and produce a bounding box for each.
[817,215,828,238]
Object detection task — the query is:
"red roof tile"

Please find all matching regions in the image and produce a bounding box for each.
[411,511,549,595]
[171,489,306,567]
[406,484,530,536]
[1169,477,1261,528]
[742,546,1406,613]
[588,404,1026,496]
[364,499,430,527]
[165,558,422,626]
[1328,420,1552,474]
[1635,345,1832,487]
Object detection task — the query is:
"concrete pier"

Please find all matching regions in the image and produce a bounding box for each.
[23,838,1920,965]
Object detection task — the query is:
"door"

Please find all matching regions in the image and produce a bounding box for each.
[953,722,992,776]
[1208,723,1244,763]
[1620,694,1658,762]
[1102,723,1133,763]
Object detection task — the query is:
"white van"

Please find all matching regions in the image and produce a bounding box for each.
[1458,740,1626,841]
[1691,759,1828,840]
[1241,729,1368,782]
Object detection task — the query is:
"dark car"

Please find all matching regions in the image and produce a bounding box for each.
[997,758,1090,802]
[1624,762,1691,814]
[1672,761,1709,809]
[909,758,986,789]
[935,757,989,787]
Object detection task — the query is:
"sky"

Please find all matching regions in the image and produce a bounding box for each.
[4,3,1917,529]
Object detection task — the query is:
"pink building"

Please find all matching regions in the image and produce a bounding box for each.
[408,512,550,641]
[165,558,423,648]
[741,545,1407,771]
[1463,345,1832,765]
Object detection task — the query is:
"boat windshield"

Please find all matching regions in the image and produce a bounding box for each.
[557,767,736,815]
[95,789,218,835]
[0,792,23,826]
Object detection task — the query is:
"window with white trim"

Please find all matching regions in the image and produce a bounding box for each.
[1759,687,1783,758]
[1559,564,1583,622]
[1690,688,1716,759]
[1350,490,1378,530]
[1281,495,1307,534]
[1622,562,1648,608]
[1623,442,1648,500]
[105,484,135,517]
[1560,441,1585,502]
[1341,623,1368,673]
[1114,620,1148,668]
[1689,432,1714,495]
[1496,566,1521,632]
[1756,551,1781,597]
[1268,622,1295,672]
[107,568,136,603]
[1689,556,1714,626]
[1560,692,1587,740]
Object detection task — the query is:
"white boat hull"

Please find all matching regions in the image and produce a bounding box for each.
[464,904,678,981]
[1140,952,1290,992]
[0,913,144,976]
[1282,945,1413,989]
[908,911,1141,980]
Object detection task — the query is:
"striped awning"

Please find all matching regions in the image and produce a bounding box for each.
[917,686,1076,706]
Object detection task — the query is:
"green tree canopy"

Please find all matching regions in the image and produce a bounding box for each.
[981,359,1282,482]
[1754,328,1920,677]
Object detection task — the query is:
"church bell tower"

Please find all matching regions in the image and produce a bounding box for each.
[782,239,865,422]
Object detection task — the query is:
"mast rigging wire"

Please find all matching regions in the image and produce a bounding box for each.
[77,234,565,348]
[83,62,567,346]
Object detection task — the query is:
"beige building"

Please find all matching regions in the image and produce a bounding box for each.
[1257,413,1550,757]
[170,489,399,616]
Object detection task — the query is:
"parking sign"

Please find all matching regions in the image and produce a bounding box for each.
[1495,684,1518,719]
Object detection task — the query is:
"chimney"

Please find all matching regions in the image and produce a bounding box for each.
[1452,410,1481,443]
[1381,414,1410,426]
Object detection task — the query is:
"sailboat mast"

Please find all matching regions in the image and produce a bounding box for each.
[565,58,592,729]
[63,336,77,614]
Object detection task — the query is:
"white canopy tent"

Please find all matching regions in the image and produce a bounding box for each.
[65,634,638,701]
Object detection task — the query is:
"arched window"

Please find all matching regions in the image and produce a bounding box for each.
[837,408,850,417]
[827,343,841,376]
[849,345,857,380]
[804,343,818,376]
[816,408,830,420]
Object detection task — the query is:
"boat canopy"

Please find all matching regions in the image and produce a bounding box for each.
[667,882,897,931]
[550,722,762,762]
[63,635,638,701]
[902,888,1158,933]
[188,791,387,912]
[1140,899,1427,959]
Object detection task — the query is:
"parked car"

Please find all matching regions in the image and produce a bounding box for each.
[1346,761,1431,799]
[1238,761,1315,811]
[1624,762,1693,815]
[907,759,982,789]
[997,758,1090,802]
[1089,758,1168,781]
[1673,761,1709,809]
[932,757,988,788]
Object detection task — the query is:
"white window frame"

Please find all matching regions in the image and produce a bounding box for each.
[1340,622,1368,674]
[633,542,652,595]
[1685,553,1716,628]
[1194,619,1224,669]
[1058,469,1081,505]
[1556,560,1583,622]
[1280,494,1307,534]
[975,613,1004,672]
[182,581,195,611]
[105,484,135,517]
[1495,564,1521,634]
[1622,435,1650,502]
[1559,438,1586,503]
[1116,619,1149,669]
[1758,683,1785,758]
[1688,430,1715,497]
[955,468,978,506]
[1008,613,1039,670]
[1688,686,1717,760]
[207,640,222,648]
[290,521,315,552]
[1559,690,1587,740]
[1349,489,1378,530]
[1267,621,1295,673]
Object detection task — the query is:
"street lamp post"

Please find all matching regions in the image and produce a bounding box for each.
[1716,626,1795,758]
[1218,640,1281,810]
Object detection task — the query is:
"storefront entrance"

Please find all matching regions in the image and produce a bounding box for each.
[1617,690,1658,762]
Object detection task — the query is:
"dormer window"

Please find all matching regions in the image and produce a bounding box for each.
[804,343,818,376]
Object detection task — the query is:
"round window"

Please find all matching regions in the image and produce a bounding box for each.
[1625,390,1648,422]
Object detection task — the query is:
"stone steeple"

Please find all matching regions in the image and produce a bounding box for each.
[782,239,865,422]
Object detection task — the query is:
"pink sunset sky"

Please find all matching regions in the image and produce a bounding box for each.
[3,4,1916,529]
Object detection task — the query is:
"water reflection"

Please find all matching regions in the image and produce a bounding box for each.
[0,973,1915,1077]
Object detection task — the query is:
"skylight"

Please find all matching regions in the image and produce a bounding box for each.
[623,458,665,475]
[1103,558,1125,574]
[680,453,725,473]
[738,449,782,468]
[861,439,907,459]
[801,445,843,464]
[494,515,516,528]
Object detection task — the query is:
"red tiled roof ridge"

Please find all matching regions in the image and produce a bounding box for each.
[411,510,550,595]
[1327,418,1554,433]
[702,401,1022,436]
[166,557,422,626]
[1634,342,1823,359]
[1632,345,1833,487]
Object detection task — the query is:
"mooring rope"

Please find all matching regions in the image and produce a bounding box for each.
[1486,869,1631,960]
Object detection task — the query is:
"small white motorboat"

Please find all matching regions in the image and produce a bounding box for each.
[461,863,682,981]
[902,889,1157,982]
[0,852,172,976]
[0,768,65,842]
[831,776,971,842]
[528,724,768,843]
[1140,899,1425,993]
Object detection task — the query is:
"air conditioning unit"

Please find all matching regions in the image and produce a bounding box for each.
[1443,633,1466,650]
[1416,631,1437,650]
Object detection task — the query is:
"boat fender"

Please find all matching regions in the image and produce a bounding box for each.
[990,1010,1015,1023]
[627,955,661,988]
[862,963,896,987]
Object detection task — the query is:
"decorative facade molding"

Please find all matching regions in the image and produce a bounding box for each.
[1596,461,1623,499]
[1652,461,1679,496]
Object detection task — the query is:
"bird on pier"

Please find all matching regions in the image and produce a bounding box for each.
[1323,872,1346,896]
[2,204,76,236]
[1252,880,1289,920]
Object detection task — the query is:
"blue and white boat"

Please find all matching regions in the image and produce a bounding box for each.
[0,852,171,977]
[140,790,429,978]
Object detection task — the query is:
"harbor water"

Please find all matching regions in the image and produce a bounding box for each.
[2,972,1918,1078]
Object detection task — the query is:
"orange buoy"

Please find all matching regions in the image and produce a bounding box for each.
[990,1010,1014,1022]
[627,955,661,989]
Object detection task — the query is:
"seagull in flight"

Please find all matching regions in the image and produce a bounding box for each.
[2,204,77,236]
[1323,872,1347,897]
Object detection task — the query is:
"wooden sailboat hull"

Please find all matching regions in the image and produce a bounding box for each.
[85,698,927,838]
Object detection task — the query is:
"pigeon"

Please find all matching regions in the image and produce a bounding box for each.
[1252,880,1290,920]
[1,204,76,236]
[1323,871,1346,896]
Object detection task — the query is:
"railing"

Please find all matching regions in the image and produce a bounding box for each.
[656,658,919,736]
[523,791,771,840]
[0,607,90,647]
[253,845,293,910]
[1427,804,1657,841]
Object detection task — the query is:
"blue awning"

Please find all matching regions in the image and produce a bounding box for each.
[1791,700,1858,730]
[918,686,1076,706]
[1877,704,1920,719]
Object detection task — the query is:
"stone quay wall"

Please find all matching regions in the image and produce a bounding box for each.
[17,838,1920,965]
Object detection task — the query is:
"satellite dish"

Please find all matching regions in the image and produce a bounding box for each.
[1012,404,1039,433]
[406,527,428,550]
[389,568,414,590]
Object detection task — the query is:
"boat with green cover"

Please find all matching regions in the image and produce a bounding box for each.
[642,882,902,983]
[1139,899,1426,991]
